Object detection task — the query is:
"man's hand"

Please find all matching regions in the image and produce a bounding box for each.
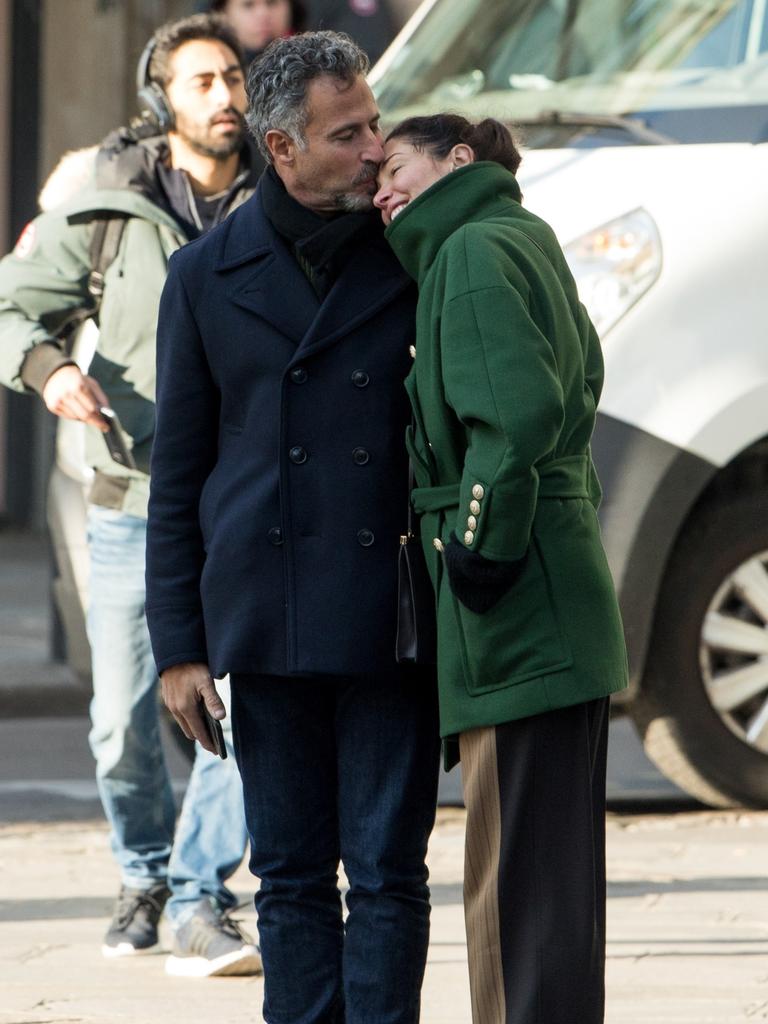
[42,364,110,430]
[161,662,226,754]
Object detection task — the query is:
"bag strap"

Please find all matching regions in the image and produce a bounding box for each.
[402,416,416,544]
[87,214,127,309]
[406,458,416,539]
[55,214,128,350]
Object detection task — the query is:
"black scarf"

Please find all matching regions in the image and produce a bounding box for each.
[261,166,381,299]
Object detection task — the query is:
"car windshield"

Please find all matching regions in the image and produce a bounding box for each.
[371,0,768,144]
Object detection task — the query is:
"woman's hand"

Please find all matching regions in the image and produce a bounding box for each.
[443,535,526,614]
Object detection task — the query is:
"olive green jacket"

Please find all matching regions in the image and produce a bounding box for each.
[386,162,628,746]
[0,138,254,517]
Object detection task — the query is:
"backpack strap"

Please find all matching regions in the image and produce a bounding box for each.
[56,214,129,350]
[87,214,128,308]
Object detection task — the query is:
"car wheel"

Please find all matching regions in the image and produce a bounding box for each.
[630,489,768,808]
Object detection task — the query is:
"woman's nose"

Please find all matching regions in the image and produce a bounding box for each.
[373,184,390,210]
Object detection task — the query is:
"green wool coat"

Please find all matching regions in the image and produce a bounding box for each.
[385,162,628,750]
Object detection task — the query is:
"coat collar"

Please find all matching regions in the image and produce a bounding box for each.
[213,183,413,352]
[384,162,523,285]
[296,230,413,362]
[214,187,319,344]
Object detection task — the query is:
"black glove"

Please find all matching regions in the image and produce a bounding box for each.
[443,535,527,614]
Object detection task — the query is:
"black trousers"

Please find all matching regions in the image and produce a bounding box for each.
[459,697,609,1024]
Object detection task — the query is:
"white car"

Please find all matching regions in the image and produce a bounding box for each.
[371,0,768,807]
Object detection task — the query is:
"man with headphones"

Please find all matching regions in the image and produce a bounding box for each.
[0,14,262,977]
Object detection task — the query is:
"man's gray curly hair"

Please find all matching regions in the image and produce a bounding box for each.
[246,31,370,162]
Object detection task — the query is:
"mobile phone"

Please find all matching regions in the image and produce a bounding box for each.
[99,406,137,470]
[201,703,228,760]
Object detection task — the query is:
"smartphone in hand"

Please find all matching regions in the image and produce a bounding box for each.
[201,703,228,760]
[99,406,137,470]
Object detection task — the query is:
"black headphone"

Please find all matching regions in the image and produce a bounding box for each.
[136,37,175,133]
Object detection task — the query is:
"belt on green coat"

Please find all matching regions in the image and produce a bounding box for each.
[411,454,592,514]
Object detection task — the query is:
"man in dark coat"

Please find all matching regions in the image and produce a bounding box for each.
[146,31,440,1024]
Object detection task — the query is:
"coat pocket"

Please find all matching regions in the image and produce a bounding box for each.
[452,532,572,695]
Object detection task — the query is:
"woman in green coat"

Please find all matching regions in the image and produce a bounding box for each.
[374,115,628,1024]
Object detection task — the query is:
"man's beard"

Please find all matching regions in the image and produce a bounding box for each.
[333,161,378,212]
[176,111,245,161]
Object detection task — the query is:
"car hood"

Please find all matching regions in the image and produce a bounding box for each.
[517,141,768,245]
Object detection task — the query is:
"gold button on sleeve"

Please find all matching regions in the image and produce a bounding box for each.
[469,499,481,515]
[464,530,475,545]
[472,484,485,500]
[467,515,477,530]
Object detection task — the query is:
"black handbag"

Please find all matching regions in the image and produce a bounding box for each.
[395,463,437,664]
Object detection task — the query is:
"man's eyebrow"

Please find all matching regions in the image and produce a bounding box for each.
[329,121,359,136]
[188,63,242,81]
[329,114,381,137]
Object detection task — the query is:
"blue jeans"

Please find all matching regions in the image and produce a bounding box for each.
[86,506,248,927]
[231,671,441,1024]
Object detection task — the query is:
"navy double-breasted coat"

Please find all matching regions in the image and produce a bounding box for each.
[145,185,417,679]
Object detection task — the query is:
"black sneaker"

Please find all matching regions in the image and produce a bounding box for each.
[165,900,262,978]
[102,881,170,958]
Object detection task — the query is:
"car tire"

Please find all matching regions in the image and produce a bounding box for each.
[630,488,768,808]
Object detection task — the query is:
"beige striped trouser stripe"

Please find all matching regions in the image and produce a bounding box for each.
[460,725,506,1024]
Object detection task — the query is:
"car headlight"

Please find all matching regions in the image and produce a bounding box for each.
[564,208,662,337]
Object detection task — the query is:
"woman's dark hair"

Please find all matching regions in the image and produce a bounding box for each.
[386,114,522,175]
[210,0,307,33]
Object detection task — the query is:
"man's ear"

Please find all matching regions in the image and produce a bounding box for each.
[265,129,296,168]
[450,144,475,169]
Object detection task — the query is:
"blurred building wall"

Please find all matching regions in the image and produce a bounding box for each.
[40,0,191,182]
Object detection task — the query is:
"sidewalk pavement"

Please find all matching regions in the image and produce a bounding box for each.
[2,806,768,1023]
[2,530,767,1019]
[0,529,88,717]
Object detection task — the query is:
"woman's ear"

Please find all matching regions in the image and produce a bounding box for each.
[450,144,475,169]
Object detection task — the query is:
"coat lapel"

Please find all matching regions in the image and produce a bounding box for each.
[214,189,319,345]
[294,233,414,361]
[214,189,412,353]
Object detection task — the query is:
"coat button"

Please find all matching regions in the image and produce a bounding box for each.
[409,345,416,358]
[267,527,283,546]
[464,530,475,545]
[289,446,308,464]
[351,370,370,388]
[472,484,485,500]
[352,447,370,465]
[470,499,481,515]
[290,367,308,384]
[357,528,375,547]
[467,515,477,531]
